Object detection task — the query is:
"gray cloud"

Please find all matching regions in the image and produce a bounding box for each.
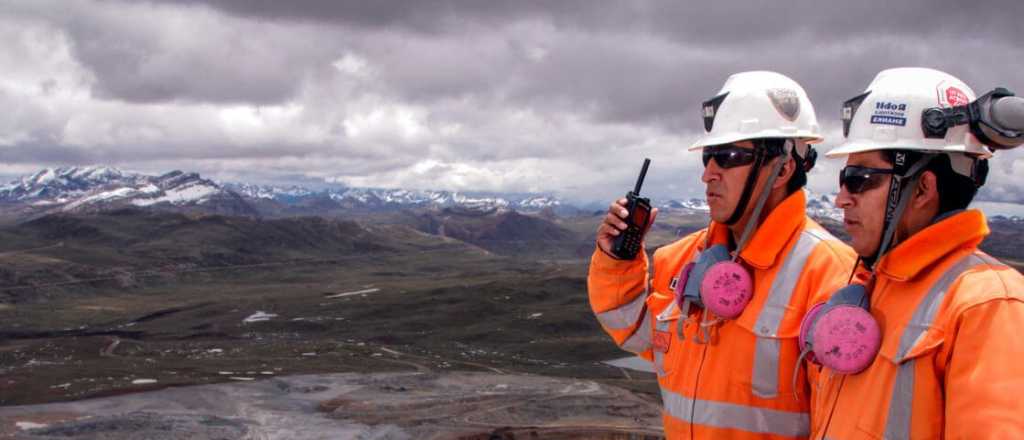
[1,0,1023,204]
[4,1,344,105]
[142,1,1024,44]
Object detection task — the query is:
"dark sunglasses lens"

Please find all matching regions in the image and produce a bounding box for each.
[840,168,885,194]
[841,174,869,193]
[703,147,755,169]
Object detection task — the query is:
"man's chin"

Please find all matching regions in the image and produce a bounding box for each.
[708,209,730,224]
[853,241,880,259]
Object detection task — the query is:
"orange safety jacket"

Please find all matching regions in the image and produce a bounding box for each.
[810,210,1024,439]
[590,191,856,439]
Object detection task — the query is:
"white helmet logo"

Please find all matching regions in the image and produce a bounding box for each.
[767,88,800,121]
[937,80,970,108]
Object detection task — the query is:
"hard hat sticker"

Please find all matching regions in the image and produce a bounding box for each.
[702,92,729,132]
[936,80,971,108]
[842,91,872,137]
[869,101,908,127]
[945,87,969,107]
[767,88,800,121]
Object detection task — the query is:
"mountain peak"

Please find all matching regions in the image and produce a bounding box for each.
[22,166,127,186]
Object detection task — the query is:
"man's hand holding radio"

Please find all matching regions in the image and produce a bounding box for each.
[596,197,658,259]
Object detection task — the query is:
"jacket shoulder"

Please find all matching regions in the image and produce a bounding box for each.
[949,254,1024,311]
[801,218,857,265]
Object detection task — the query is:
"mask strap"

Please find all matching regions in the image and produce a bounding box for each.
[847,256,862,284]
[871,154,934,269]
[693,307,723,345]
[791,347,812,402]
[677,299,692,339]
[732,140,793,262]
[724,147,767,226]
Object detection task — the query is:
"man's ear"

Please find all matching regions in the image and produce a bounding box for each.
[914,170,939,209]
[773,156,795,190]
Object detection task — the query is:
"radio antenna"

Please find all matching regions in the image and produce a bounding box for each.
[633,158,651,195]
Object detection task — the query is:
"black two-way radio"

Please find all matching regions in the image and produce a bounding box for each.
[611,158,653,260]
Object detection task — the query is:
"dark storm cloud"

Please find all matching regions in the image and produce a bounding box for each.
[4,0,1024,202]
[37,0,1024,126]
[5,1,342,105]
[1,142,94,164]
[148,0,1024,128]
[145,0,1024,43]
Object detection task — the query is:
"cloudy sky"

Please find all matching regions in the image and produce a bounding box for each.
[1,0,1022,204]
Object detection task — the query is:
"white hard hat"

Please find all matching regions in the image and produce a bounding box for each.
[827,67,992,159]
[689,71,823,151]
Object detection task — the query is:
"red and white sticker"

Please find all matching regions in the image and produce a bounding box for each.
[946,87,969,107]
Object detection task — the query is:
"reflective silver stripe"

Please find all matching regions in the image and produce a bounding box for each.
[883,252,1006,437]
[801,226,837,244]
[751,337,781,398]
[662,388,810,437]
[884,360,915,440]
[653,302,675,376]
[657,298,679,322]
[751,229,829,398]
[654,351,666,376]
[894,253,1004,362]
[621,309,653,353]
[596,292,647,330]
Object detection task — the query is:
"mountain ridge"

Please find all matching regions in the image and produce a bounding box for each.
[8,166,1023,224]
[0,167,577,221]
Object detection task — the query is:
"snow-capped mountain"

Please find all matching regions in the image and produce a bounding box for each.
[0,166,143,205]
[222,183,315,202]
[518,195,562,210]
[655,189,843,221]
[0,167,568,221]
[327,188,514,211]
[659,198,709,212]
[224,183,562,213]
[805,190,842,221]
[0,167,255,219]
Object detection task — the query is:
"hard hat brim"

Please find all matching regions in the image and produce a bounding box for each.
[688,131,824,151]
[825,140,993,159]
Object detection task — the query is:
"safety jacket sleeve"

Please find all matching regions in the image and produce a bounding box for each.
[588,246,654,362]
[943,297,1024,438]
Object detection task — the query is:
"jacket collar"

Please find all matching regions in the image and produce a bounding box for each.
[706,190,807,270]
[875,209,989,282]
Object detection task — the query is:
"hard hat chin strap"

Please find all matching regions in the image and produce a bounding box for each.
[724,149,766,226]
[728,141,794,260]
[866,152,936,269]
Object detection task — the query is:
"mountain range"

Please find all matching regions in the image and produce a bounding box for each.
[18,166,1024,224]
[3,166,802,223]
[0,167,581,223]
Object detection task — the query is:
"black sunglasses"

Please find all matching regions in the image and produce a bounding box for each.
[702,144,759,169]
[702,139,788,169]
[839,165,896,194]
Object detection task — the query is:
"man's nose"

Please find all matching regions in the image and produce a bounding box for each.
[701,160,719,183]
[835,186,854,209]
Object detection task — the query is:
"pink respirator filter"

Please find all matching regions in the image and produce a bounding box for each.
[811,304,881,374]
[699,261,753,319]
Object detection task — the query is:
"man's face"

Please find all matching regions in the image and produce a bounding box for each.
[835,151,893,257]
[701,140,762,224]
